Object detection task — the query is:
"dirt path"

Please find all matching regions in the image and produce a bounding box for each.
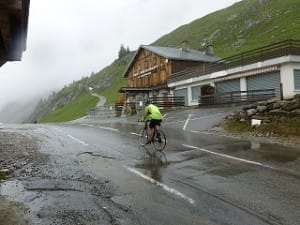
[91,92,106,107]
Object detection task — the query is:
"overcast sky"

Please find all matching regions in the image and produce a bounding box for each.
[0,0,240,110]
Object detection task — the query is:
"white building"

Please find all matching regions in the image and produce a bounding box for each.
[168,40,300,106]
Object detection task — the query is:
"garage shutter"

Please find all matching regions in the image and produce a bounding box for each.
[174,88,188,106]
[294,70,300,90]
[247,72,280,96]
[216,78,240,94]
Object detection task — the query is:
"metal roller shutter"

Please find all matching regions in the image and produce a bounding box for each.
[247,72,280,96]
[174,88,188,106]
[216,78,240,94]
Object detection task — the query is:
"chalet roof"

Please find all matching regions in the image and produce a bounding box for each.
[141,45,220,62]
[123,45,220,77]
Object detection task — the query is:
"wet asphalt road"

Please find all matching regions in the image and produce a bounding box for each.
[1,109,300,225]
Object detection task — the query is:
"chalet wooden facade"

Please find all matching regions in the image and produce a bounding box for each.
[119,45,220,111]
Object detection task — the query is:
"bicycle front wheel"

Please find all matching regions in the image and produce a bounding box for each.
[138,127,148,146]
[153,130,166,151]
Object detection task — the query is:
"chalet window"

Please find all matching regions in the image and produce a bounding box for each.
[294,69,300,90]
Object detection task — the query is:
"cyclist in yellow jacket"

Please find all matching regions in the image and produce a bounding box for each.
[142,100,163,144]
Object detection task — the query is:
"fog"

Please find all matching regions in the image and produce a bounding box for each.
[0,0,239,112]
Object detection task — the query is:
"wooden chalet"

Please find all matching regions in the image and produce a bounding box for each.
[119,44,220,111]
[0,0,30,67]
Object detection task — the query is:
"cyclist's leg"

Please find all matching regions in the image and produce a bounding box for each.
[153,129,166,151]
[147,119,155,143]
[155,120,162,137]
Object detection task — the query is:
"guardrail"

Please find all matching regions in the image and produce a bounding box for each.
[199,89,276,105]
[88,105,116,118]
[149,96,185,109]
[115,96,185,117]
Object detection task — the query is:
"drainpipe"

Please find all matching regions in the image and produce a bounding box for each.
[280,83,283,100]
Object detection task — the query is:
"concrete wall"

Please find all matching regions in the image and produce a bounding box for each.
[281,61,300,98]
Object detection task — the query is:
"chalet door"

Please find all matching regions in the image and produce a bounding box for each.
[191,85,201,102]
[247,72,280,96]
[174,88,188,106]
[216,78,240,94]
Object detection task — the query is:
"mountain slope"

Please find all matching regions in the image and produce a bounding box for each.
[26,53,133,123]
[153,0,300,57]
[28,0,300,123]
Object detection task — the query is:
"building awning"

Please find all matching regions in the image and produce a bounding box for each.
[213,65,280,82]
[119,83,170,93]
[118,87,152,93]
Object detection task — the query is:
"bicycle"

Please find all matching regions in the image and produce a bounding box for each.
[138,120,167,151]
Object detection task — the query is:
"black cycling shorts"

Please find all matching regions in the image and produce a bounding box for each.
[149,119,162,128]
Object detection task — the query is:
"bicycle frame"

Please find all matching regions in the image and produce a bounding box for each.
[140,120,166,151]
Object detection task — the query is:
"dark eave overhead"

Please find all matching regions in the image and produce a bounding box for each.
[123,45,220,77]
[0,0,30,67]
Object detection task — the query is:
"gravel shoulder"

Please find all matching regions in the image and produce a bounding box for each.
[0,128,47,225]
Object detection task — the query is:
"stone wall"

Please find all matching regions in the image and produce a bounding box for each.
[227,94,300,124]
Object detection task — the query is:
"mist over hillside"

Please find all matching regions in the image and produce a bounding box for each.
[0,98,39,123]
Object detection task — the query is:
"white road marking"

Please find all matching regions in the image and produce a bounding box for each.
[168,114,225,125]
[183,114,192,130]
[97,126,119,132]
[182,144,274,169]
[124,166,195,205]
[68,134,89,146]
[130,132,140,136]
[79,124,94,127]
[79,123,119,132]
[190,130,229,137]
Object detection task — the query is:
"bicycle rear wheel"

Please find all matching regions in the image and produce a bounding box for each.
[138,127,148,146]
[153,130,166,151]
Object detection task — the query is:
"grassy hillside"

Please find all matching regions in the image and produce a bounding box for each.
[94,53,132,104]
[40,92,98,123]
[29,0,300,123]
[153,0,300,57]
[28,52,132,123]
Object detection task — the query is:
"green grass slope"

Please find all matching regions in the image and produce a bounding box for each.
[94,54,132,104]
[28,53,132,123]
[153,0,300,57]
[40,92,98,123]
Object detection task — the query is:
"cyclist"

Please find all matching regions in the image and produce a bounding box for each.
[141,100,163,144]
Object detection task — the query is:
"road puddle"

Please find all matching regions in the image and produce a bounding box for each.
[251,143,300,163]
[0,180,26,200]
